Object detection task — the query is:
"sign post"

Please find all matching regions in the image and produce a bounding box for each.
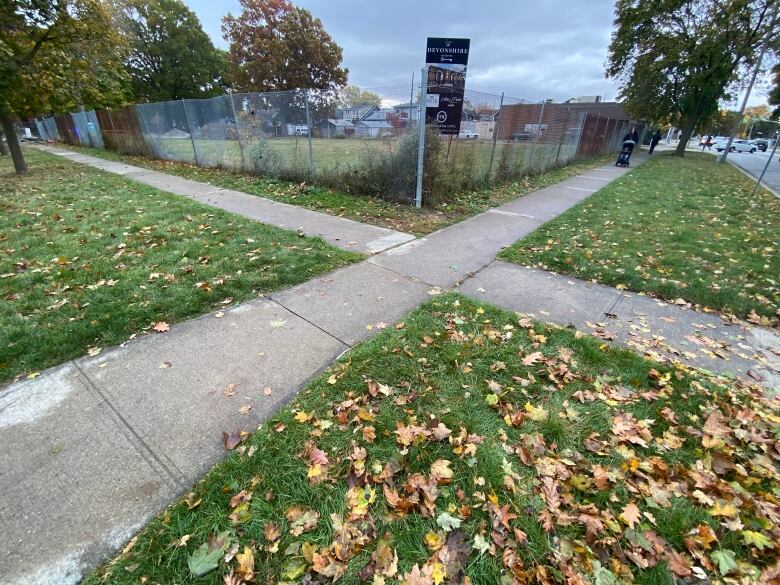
[425,37,470,135]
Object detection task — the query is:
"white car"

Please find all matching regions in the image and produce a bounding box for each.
[458,130,478,139]
[714,139,756,153]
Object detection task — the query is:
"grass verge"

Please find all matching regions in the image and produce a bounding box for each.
[0,148,360,384]
[66,145,614,236]
[499,152,780,323]
[85,293,779,585]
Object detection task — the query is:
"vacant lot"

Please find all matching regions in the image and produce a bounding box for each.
[70,145,613,236]
[0,149,359,383]
[500,153,780,322]
[85,294,778,585]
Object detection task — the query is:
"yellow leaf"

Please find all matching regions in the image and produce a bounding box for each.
[711,501,738,518]
[424,531,445,551]
[294,411,311,423]
[430,562,446,585]
[236,546,255,579]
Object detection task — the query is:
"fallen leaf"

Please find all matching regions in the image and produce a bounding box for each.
[235,546,255,581]
[188,531,232,577]
[620,502,642,529]
[239,404,252,415]
[152,321,170,333]
[223,384,237,397]
[523,351,544,366]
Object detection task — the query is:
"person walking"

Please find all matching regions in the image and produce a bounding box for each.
[649,129,661,154]
[623,127,639,153]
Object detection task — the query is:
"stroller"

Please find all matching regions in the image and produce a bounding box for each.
[615,139,636,167]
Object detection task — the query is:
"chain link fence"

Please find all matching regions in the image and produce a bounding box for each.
[34,81,642,206]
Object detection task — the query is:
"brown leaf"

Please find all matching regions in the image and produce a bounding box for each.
[522,351,544,366]
[430,459,454,484]
[152,321,170,333]
[223,383,237,397]
[664,549,692,577]
[620,502,642,528]
[229,490,252,508]
[222,430,247,450]
[238,404,252,415]
[540,477,561,514]
[235,546,255,581]
[263,521,280,543]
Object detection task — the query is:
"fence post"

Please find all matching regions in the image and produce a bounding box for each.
[574,112,586,159]
[181,98,200,165]
[554,108,569,164]
[414,66,427,209]
[228,93,247,172]
[487,91,504,181]
[303,89,315,178]
[528,100,546,170]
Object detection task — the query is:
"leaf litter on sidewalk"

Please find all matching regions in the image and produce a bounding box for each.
[85,294,779,585]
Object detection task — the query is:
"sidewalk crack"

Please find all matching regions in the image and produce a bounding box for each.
[74,362,187,491]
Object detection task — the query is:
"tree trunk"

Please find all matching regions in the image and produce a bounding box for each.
[0,110,27,173]
[673,116,699,157]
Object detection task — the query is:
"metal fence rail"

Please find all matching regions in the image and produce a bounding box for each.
[33,84,642,206]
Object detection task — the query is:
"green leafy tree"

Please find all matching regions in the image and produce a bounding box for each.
[1,0,129,173]
[769,63,780,119]
[338,85,382,107]
[122,0,227,102]
[607,0,779,156]
[222,0,348,94]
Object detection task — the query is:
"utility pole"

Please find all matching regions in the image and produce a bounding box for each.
[750,130,779,197]
[719,6,776,163]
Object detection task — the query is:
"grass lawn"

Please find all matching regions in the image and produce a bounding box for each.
[68,145,613,236]
[85,293,779,585]
[0,148,360,384]
[499,152,780,323]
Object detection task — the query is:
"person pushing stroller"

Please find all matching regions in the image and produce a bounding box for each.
[616,127,639,167]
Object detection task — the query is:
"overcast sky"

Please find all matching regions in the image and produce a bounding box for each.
[186,0,770,106]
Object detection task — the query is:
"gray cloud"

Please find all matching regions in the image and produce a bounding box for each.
[187,0,625,102]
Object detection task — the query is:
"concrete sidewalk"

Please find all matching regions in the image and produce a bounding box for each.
[459,262,779,387]
[37,146,415,255]
[3,147,777,585]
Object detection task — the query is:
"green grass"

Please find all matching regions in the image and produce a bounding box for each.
[0,148,360,384]
[84,294,778,585]
[499,152,780,322]
[68,145,614,236]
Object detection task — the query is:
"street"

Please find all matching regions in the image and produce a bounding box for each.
[722,149,780,195]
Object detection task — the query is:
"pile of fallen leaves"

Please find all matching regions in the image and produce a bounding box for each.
[92,296,780,585]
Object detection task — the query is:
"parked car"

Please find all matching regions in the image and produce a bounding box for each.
[714,139,756,153]
[511,130,535,141]
[751,139,768,152]
[458,130,478,139]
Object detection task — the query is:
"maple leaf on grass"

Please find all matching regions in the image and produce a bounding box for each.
[187,531,232,577]
[619,502,642,529]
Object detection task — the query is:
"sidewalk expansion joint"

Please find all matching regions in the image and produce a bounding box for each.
[73,362,188,491]
[564,186,597,192]
[265,297,354,348]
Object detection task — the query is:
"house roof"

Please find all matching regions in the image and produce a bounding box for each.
[358,121,393,128]
[326,119,355,127]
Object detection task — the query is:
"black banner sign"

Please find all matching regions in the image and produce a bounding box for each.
[425,37,470,135]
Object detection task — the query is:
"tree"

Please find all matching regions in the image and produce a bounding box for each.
[607,0,779,156]
[222,0,347,95]
[770,63,780,119]
[122,0,227,102]
[338,85,382,107]
[0,0,129,173]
